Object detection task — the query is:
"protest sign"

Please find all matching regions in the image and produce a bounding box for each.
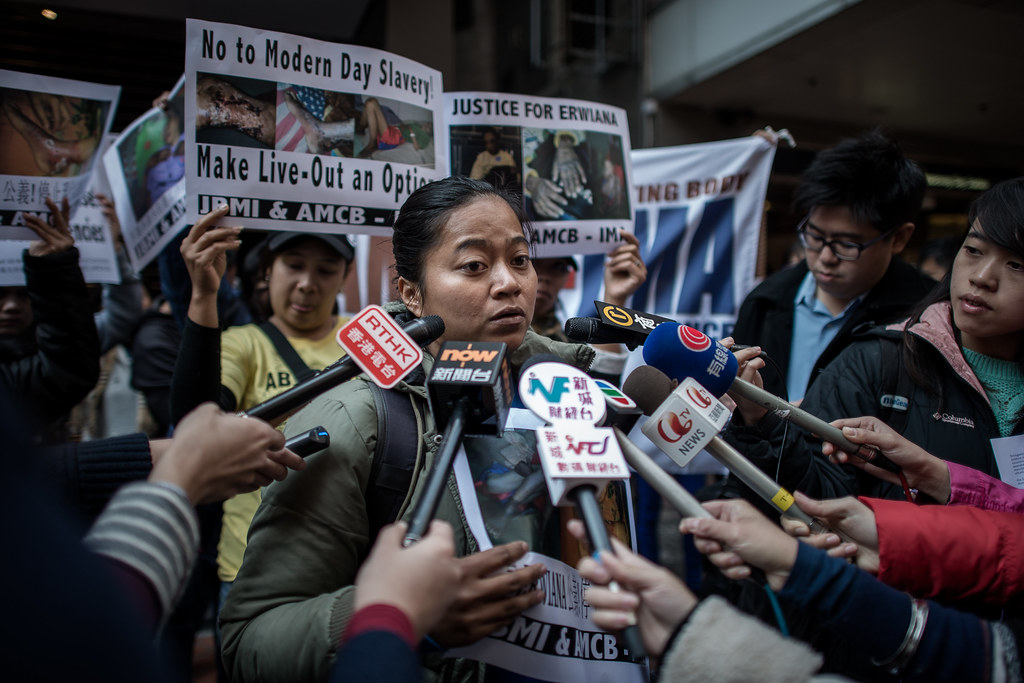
[0,69,120,240]
[556,136,776,337]
[0,134,121,286]
[184,19,446,236]
[450,408,646,682]
[103,76,187,270]
[445,92,633,258]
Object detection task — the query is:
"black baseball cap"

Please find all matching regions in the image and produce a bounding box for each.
[265,231,355,262]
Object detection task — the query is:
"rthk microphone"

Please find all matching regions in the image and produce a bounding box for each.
[563,301,673,350]
[623,366,828,534]
[403,341,511,545]
[246,307,443,422]
[642,323,901,473]
[519,356,646,662]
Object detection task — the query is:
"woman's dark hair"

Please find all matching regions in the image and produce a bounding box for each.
[901,177,1024,400]
[392,175,533,288]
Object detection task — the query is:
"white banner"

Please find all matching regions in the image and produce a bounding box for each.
[0,69,121,240]
[444,92,633,258]
[185,19,445,235]
[103,75,187,271]
[450,408,646,682]
[557,136,776,338]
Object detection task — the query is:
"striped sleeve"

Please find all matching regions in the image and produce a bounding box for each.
[84,481,199,618]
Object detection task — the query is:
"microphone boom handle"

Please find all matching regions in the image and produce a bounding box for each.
[614,428,710,519]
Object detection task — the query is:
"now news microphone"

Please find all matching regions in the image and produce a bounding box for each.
[245,313,444,423]
[623,366,828,533]
[519,355,646,662]
[403,341,511,546]
[642,323,901,473]
[563,301,673,350]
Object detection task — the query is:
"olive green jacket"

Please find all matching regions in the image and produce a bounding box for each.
[220,326,594,683]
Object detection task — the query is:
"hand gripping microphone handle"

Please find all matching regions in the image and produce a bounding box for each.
[404,396,469,546]
[727,378,901,473]
[572,484,648,661]
[612,428,710,520]
[245,315,444,423]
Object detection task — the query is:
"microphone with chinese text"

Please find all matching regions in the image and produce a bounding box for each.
[403,341,511,546]
[563,301,674,350]
[594,380,709,519]
[519,355,646,661]
[245,312,443,423]
[622,366,830,534]
[643,323,901,473]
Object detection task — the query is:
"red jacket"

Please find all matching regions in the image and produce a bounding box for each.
[861,496,1023,609]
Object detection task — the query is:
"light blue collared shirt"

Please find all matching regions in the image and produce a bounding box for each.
[787,272,863,401]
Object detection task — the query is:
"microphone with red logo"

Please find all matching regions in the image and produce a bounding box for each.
[404,341,511,546]
[642,323,901,473]
[519,355,646,661]
[622,366,827,532]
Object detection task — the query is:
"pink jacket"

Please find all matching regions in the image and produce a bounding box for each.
[947,460,1024,513]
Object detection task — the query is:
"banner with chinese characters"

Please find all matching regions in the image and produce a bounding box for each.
[185,19,445,236]
[0,69,120,240]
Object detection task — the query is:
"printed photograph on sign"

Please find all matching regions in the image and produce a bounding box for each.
[278,86,434,165]
[522,128,629,223]
[195,73,276,150]
[112,83,185,222]
[0,87,108,178]
[449,124,522,187]
[462,429,631,562]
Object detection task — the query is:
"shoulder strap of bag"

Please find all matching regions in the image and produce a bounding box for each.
[258,321,316,383]
[877,337,912,435]
[365,382,420,545]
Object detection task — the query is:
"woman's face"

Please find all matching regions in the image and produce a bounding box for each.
[403,196,537,354]
[950,220,1024,360]
[267,238,348,339]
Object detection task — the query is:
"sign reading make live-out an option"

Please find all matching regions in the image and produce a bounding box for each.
[444,91,633,258]
[185,19,446,236]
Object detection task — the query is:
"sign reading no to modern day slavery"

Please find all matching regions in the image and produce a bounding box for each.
[0,69,120,240]
[444,92,633,258]
[185,19,446,237]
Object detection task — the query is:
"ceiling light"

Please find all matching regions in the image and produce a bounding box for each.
[41,9,58,20]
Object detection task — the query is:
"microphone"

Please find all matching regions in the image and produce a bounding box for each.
[245,313,444,423]
[563,301,673,350]
[403,341,510,545]
[283,426,330,458]
[623,366,828,533]
[518,355,646,661]
[642,323,901,473]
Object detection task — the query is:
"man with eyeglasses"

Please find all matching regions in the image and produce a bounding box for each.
[730,130,935,405]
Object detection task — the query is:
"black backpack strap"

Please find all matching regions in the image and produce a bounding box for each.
[365,382,420,545]
[877,337,912,435]
[258,321,316,383]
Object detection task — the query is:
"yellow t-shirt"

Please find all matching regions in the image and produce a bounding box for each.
[218,317,348,582]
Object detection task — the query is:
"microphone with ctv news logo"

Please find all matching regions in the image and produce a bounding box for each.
[519,355,646,662]
[403,341,511,546]
[563,301,674,350]
[622,365,830,534]
[642,323,902,473]
[245,311,444,423]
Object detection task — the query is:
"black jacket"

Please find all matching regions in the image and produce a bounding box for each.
[726,302,1018,502]
[730,258,935,402]
[0,248,99,434]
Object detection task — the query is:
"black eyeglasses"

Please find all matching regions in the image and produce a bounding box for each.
[797,218,899,261]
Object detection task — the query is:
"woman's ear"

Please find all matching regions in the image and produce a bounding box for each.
[397,277,422,316]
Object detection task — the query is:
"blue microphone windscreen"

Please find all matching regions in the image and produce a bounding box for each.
[642,323,738,397]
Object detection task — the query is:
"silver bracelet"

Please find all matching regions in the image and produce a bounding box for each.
[872,598,930,675]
